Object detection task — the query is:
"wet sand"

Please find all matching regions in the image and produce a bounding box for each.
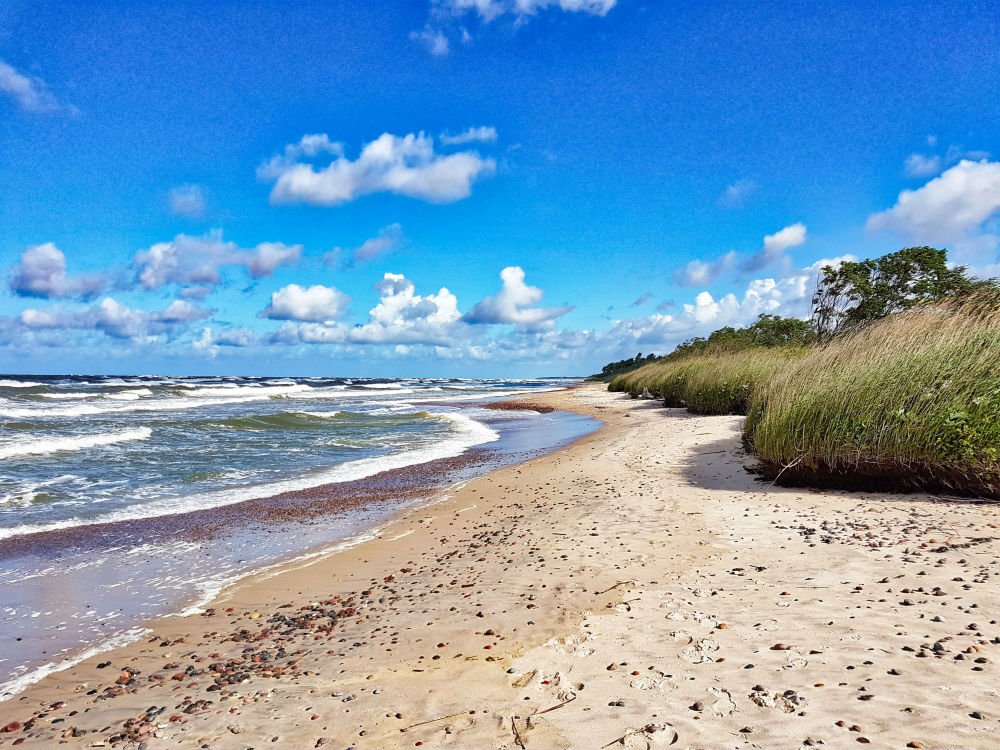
[2,383,998,748]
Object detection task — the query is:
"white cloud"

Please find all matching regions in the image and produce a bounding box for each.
[328,224,405,267]
[743,222,807,272]
[157,299,212,323]
[867,159,1000,261]
[0,59,73,114]
[268,273,464,347]
[261,284,350,323]
[168,184,207,218]
[260,132,496,207]
[440,126,498,145]
[245,242,302,277]
[673,223,807,286]
[410,26,450,55]
[194,326,255,355]
[613,256,857,353]
[356,224,404,262]
[133,231,301,289]
[19,297,210,341]
[718,179,757,209]
[464,266,572,330]
[9,243,108,299]
[435,0,616,21]
[903,145,990,178]
[903,153,943,178]
[673,251,738,287]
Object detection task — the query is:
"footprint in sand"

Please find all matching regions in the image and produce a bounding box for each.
[546,632,596,657]
[629,671,679,692]
[679,637,720,663]
[707,686,737,716]
[669,629,693,645]
[619,723,678,749]
[782,654,808,669]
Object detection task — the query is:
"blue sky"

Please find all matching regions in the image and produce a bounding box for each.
[2,0,999,376]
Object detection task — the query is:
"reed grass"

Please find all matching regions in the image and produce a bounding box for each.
[744,299,1000,495]
[608,347,809,415]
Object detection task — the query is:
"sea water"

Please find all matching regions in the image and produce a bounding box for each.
[0,376,597,698]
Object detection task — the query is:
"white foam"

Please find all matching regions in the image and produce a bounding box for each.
[178,383,313,399]
[0,427,152,460]
[0,627,150,702]
[0,380,43,388]
[105,388,153,400]
[0,394,276,419]
[0,412,498,541]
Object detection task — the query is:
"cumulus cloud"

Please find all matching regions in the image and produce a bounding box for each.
[718,179,757,209]
[440,126,498,145]
[742,222,807,273]
[434,0,616,21]
[672,251,738,287]
[9,243,109,299]
[867,159,1000,260]
[168,184,207,218]
[133,231,301,290]
[20,297,211,341]
[261,284,350,323]
[194,326,255,355]
[672,223,807,286]
[0,59,73,114]
[464,266,572,331]
[410,26,450,56]
[327,224,405,267]
[259,132,496,207]
[903,153,943,178]
[348,273,462,345]
[612,275,811,348]
[903,145,990,178]
[268,273,464,347]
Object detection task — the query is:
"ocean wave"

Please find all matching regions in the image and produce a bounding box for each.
[38,393,98,400]
[0,380,43,388]
[105,388,153,401]
[0,427,152,460]
[0,394,285,419]
[174,383,314,399]
[0,412,498,540]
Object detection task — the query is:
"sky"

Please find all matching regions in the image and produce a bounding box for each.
[1,0,999,377]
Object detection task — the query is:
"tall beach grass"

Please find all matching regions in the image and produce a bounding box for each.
[608,347,809,415]
[744,299,1000,496]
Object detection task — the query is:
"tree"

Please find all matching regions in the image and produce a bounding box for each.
[810,247,984,340]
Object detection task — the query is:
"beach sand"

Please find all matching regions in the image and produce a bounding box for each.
[2,383,998,748]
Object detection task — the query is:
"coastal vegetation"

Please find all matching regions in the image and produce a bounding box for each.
[605,247,1000,497]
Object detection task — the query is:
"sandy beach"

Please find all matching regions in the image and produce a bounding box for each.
[2,383,998,749]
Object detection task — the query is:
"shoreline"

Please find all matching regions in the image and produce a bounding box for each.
[0,401,597,701]
[3,383,998,748]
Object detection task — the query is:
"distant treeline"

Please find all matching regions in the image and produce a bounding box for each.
[606,247,1000,498]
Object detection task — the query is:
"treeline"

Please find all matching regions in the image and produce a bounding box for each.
[606,247,1000,497]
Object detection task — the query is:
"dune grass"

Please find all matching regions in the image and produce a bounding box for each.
[744,300,1000,496]
[608,347,809,415]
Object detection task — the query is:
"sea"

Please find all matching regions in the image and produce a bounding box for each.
[0,375,597,700]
